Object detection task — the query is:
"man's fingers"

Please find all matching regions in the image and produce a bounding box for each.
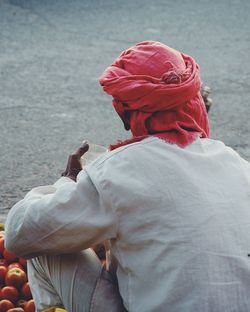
[62,143,89,179]
[61,155,72,176]
[72,140,89,158]
[78,140,89,156]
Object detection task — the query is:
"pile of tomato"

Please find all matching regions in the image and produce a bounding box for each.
[0,229,35,312]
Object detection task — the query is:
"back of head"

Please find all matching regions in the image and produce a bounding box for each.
[100,41,210,149]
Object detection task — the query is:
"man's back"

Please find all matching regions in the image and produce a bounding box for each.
[87,137,250,312]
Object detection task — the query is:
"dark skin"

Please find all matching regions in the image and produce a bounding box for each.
[61,140,89,181]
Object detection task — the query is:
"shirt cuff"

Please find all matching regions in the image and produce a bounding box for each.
[53,176,74,188]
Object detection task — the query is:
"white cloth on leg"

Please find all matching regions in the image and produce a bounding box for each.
[27,249,125,312]
[27,249,101,311]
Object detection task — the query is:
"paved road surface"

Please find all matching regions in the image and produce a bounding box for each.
[0,0,250,222]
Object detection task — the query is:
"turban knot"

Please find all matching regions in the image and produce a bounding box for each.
[161,70,181,84]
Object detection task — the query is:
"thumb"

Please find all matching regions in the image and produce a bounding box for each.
[75,140,89,158]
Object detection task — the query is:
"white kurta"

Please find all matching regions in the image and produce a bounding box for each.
[5,137,250,312]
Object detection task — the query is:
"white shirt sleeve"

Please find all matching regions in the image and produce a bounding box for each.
[4,170,117,259]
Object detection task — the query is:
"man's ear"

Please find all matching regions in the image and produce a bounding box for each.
[119,107,131,130]
[123,120,131,131]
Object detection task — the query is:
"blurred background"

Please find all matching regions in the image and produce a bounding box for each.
[0,0,249,221]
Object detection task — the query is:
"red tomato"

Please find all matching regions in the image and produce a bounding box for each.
[2,251,18,264]
[0,299,14,312]
[18,259,27,269]
[7,264,23,272]
[0,238,4,256]
[20,283,32,301]
[0,286,19,303]
[5,269,27,289]
[0,261,7,268]
[24,300,35,312]
[0,267,7,284]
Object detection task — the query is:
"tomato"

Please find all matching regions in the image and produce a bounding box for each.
[24,300,35,312]
[5,269,27,289]
[0,299,14,312]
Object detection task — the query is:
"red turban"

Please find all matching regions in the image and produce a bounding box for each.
[99,41,210,150]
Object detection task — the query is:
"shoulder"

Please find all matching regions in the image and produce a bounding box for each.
[199,138,250,170]
[88,137,160,167]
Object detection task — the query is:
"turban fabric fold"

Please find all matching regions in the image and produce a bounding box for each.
[99,41,210,150]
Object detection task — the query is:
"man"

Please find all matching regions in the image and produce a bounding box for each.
[5,41,250,312]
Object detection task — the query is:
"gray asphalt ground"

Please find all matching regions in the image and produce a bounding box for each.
[0,0,250,222]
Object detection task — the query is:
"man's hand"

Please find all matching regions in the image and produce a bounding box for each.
[61,140,89,181]
[201,85,213,113]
